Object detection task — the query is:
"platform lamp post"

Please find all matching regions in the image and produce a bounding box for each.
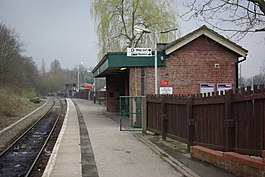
[87,69,96,104]
[77,62,83,92]
[134,26,178,94]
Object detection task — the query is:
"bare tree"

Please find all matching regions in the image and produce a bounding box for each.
[0,22,78,96]
[18,56,39,88]
[255,60,265,85]
[240,60,265,87]
[182,0,265,39]
[0,23,24,84]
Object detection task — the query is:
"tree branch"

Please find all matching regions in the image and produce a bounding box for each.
[248,0,265,15]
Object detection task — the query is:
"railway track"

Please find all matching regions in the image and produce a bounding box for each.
[0,97,65,177]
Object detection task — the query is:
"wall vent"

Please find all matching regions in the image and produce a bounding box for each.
[214,63,220,68]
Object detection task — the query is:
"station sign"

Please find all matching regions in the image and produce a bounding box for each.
[127,48,152,57]
[160,87,173,94]
[200,83,214,96]
[217,83,232,94]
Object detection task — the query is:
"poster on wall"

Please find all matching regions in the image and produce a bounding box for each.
[160,80,169,86]
[200,83,215,96]
[217,83,232,94]
[160,87,173,94]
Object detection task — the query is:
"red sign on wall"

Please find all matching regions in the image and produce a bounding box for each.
[160,80,169,86]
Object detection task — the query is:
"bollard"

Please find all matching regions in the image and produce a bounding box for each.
[162,114,167,141]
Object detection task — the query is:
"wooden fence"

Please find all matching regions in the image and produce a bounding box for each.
[75,90,106,101]
[146,85,265,156]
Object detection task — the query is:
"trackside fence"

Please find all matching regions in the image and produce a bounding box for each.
[146,85,265,156]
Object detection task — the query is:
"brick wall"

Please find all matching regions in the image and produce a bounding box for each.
[144,67,155,95]
[129,67,158,95]
[129,35,240,95]
[191,146,265,177]
[129,67,142,96]
[163,35,239,95]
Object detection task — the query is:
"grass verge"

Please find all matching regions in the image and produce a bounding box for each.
[0,87,43,130]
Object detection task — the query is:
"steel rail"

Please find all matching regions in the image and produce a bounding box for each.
[25,97,64,177]
[0,97,55,157]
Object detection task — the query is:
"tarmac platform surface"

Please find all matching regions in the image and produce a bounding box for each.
[43,98,236,177]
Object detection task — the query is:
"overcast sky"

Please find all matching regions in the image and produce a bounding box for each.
[0,0,264,78]
[0,0,98,70]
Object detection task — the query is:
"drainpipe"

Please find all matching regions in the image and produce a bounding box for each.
[141,68,145,96]
[236,55,247,88]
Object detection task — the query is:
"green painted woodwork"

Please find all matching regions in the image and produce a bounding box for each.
[108,52,165,67]
[93,52,166,77]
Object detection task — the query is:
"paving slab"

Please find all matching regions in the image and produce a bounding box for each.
[44,98,239,177]
[43,99,81,177]
[75,99,184,177]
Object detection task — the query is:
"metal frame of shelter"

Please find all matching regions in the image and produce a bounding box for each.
[119,96,145,131]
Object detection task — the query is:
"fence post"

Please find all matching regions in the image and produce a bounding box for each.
[224,89,235,151]
[161,96,167,141]
[141,96,147,134]
[187,96,194,152]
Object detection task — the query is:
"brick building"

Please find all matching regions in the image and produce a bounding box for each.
[92,26,248,112]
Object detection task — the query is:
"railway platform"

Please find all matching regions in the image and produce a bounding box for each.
[43,98,184,177]
[43,98,81,177]
[43,98,236,177]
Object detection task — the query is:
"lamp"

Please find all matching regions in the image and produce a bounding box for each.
[77,62,83,92]
[134,26,178,94]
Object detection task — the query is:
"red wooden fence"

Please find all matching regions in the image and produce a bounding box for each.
[146,85,265,156]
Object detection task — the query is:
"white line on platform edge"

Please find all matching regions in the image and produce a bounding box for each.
[42,98,70,177]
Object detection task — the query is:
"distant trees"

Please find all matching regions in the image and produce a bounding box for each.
[240,75,265,88]
[91,0,179,59]
[0,22,89,96]
[0,22,21,84]
[38,59,74,95]
[0,22,39,90]
[239,61,265,88]
[0,21,106,97]
[17,56,39,89]
[182,0,265,39]
[37,60,96,96]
